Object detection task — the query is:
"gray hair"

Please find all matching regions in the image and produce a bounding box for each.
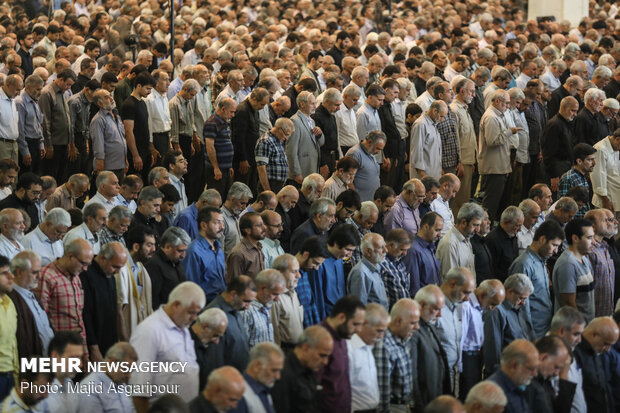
[138,186,164,203]
[500,205,524,224]
[342,84,362,98]
[309,197,335,218]
[323,88,342,103]
[351,66,369,79]
[199,188,222,205]
[504,273,534,294]
[508,87,525,101]
[556,196,579,213]
[196,307,228,327]
[98,241,123,260]
[254,268,286,290]
[297,325,332,349]
[603,98,620,110]
[364,130,387,144]
[108,205,133,221]
[96,170,116,189]
[147,166,168,184]
[249,342,285,364]
[25,74,44,88]
[593,65,612,78]
[465,381,507,408]
[599,54,615,67]
[10,250,41,273]
[358,201,379,221]
[443,266,469,285]
[414,284,441,306]
[301,173,324,192]
[420,61,436,74]
[227,181,253,201]
[105,342,137,361]
[43,208,71,227]
[456,202,485,223]
[83,202,106,221]
[518,199,539,217]
[271,253,296,273]
[584,87,605,104]
[168,281,206,307]
[296,90,313,106]
[68,173,89,186]
[549,306,587,332]
[181,78,200,93]
[478,279,503,298]
[365,302,390,326]
[64,237,87,256]
[160,226,191,248]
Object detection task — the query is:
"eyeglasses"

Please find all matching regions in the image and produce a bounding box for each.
[266,223,283,228]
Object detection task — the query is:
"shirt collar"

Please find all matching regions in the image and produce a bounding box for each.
[469,292,482,310]
[243,372,270,396]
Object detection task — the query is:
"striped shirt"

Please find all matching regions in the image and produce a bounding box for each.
[373,329,413,411]
[204,113,234,170]
[255,132,288,183]
[436,107,460,169]
[379,254,410,310]
[242,300,274,347]
[589,239,615,317]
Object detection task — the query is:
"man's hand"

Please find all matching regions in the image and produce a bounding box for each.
[150,145,161,165]
[40,148,46,158]
[456,162,464,177]
[602,196,614,211]
[294,174,303,184]
[89,346,104,363]
[320,165,329,179]
[95,159,105,172]
[68,143,78,161]
[381,158,391,171]
[22,154,32,166]
[510,127,522,134]
[239,161,250,175]
[550,177,559,192]
[214,168,223,180]
[44,145,54,159]
[133,154,143,171]
[311,126,322,136]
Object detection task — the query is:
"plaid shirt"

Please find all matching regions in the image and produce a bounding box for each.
[296,270,322,327]
[34,260,86,344]
[255,132,289,183]
[348,217,370,266]
[558,167,591,218]
[379,254,410,310]
[436,108,460,169]
[589,239,615,317]
[241,300,274,347]
[373,329,413,412]
[99,225,126,247]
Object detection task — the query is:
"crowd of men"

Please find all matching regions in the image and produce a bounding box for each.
[2,0,620,412]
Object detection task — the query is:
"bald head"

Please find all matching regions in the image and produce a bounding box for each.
[500,339,539,386]
[424,395,465,413]
[389,298,421,340]
[204,366,245,411]
[582,317,620,354]
[414,284,445,323]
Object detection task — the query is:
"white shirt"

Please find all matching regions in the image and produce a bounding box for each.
[169,174,188,216]
[436,226,476,278]
[21,226,64,266]
[515,73,532,90]
[0,87,19,141]
[42,378,78,413]
[568,358,587,413]
[414,91,435,112]
[592,137,620,209]
[335,104,359,150]
[64,222,100,254]
[145,89,172,139]
[347,333,380,411]
[0,187,11,201]
[0,234,23,259]
[516,225,536,255]
[431,194,454,236]
[129,308,200,403]
[392,98,408,140]
[84,192,119,213]
[78,371,136,412]
[180,49,199,69]
[72,53,98,75]
[540,69,561,92]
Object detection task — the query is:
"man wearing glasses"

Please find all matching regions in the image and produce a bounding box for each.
[259,210,285,268]
[384,178,426,237]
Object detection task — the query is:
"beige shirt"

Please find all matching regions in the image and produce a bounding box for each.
[46,184,76,211]
[450,99,477,165]
[436,226,476,279]
[478,106,513,175]
[270,288,304,345]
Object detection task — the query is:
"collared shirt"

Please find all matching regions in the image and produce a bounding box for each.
[129,307,200,402]
[436,295,462,379]
[346,143,380,202]
[226,238,265,281]
[221,205,240,257]
[489,370,532,413]
[194,85,212,139]
[516,225,536,254]
[0,294,17,372]
[271,288,304,345]
[437,226,476,279]
[568,359,587,413]
[34,260,86,344]
[46,184,77,212]
[15,90,43,156]
[116,193,137,213]
[379,254,410,310]
[183,236,226,302]
[169,174,188,216]
[356,102,381,140]
[478,105,513,175]
[296,269,322,327]
[347,258,389,309]
[414,91,435,112]
[559,168,591,217]
[436,107,460,169]
[509,247,552,339]
[84,191,119,213]
[404,235,441,296]
[169,93,195,143]
[318,255,345,316]
[13,285,54,356]
[91,108,127,171]
[336,104,359,148]
[21,226,64,266]
[392,98,408,140]
[431,194,454,235]
[39,82,71,146]
[592,137,620,209]
[78,371,136,412]
[515,72,532,90]
[204,113,234,170]
[255,132,288,183]
[410,113,442,179]
[589,239,615,317]
[67,91,91,139]
[461,292,484,354]
[373,329,413,412]
[236,372,276,413]
[385,196,420,236]
[0,234,23,260]
[348,333,380,411]
[0,87,19,141]
[145,88,172,139]
[2,387,47,412]
[323,173,347,201]
[540,68,561,91]
[242,300,274,347]
[260,238,284,268]
[513,108,530,164]
[206,294,250,370]
[450,99,477,165]
[64,222,100,254]
[319,320,351,413]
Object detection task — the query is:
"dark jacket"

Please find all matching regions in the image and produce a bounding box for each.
[276,202,293,253]
[128,210,168,241]
[231,99,260,167]
[8,289,43,359]
[526,374,576,413]
[17,47,33,77]
[290,219,327,255]
[272,351,320,413]
[144,248,186,310]
[0,193,39,229]
[378,101,401,159]
[542,113,574,179]
[190,327,223,392]
[283,86,300,118]
[288,191,311,231]
[471,233,494,283]
[574,107,608,146]
[189,394,219,413]
[547,86,570,119]
[485,225,519,283]
[325,46,345,68]
[205,294,250,371]
[603,77,620,100]
[312,104,338,153]
[573,336,614,412]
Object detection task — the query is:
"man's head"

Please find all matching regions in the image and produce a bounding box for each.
[441,267,476,304]
[360,233,387,265]
[352,201,379,231]
[48,331,84,379]
[55,69,76,92]
[499,206,524,237]
[0,208,25,241]
[0,254,12,296]
[148,167,170,188]
[529,184,553,212]
[223,275,258,311]
[294,325,334,371]
[192,307,228,345]
[295,236,331,271]
[438,174,460,202]
[160,227,191,263]
[225,182,253,215]
[277,185,299,212]
[203,366,246,411]
[365,84,386,110]
[95,242,128,277]
[125,225,157,262]
[400,178,426,211]
[164,281,206,329]
[518,199,541,231]
[464,381,507,413]
[427,100,448,122]
[309,198,337,232]
[573,143,597,175]
[584,87,605,113]
[15,172,42,204]
[500,339,539,387]
[559,96,579,121]
[361,131,387,156]
[328,295,366,339]
[254,269,286,307]
[96,171,120,199]
[2,74,24,98]
[16,369,54,406]
[475,279,506,311]
[418,212,444,244]
[535,335,570,380]
[503,273,534,310]
[581,316,620,354]
[530,220,565,259]
[137,186,163,218]
[239,212,266,242]
[424,395,465,413]
[272,253,301,290]
[490,89,510,113]
[61,238,94,277]
[10,251,42,291]
[0,159,18,189]
[120,175,143,202]
[297,90,317,115]
[163,150,188,178]
[565,217,594,255]
[455,202,485,239]
[357,303,389,345]
[549,306,587,350]
[389,298,421,339]
[373,185,396,215]
[585,209,615,239]
[246,342,285,388]
[414,284,445,323]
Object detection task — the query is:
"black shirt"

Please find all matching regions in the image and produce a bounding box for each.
[189,394,219,413]
[524,101,546,157]
[471,233,494,283]
[276,202,293,253]
[378,101,401,159]
[231,99,260,166]
[573,337,613,412]
[0,193,39,229]
[190,327,223,392]
[468,86,485,137]
[144,248,186,310]
[574,107,609,146]
[414,76,427,96]
[312,104,338,152]
[120,95,151,151]
[485,226,519,283]
[288,191,311,230]
[542,114,574,179]
[326,46,345,68]
[526,374,576,413]
[205,295,250,371]
[128,210,168,241]
[272,351,320,413]
[80,260,118,355]
[71,73,91,95]
[603,78,620,99]
[547,86,570,119]
[283,86,300,118]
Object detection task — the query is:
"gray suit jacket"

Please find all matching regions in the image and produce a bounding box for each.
[410,319,451,412]
[286,110,324,179]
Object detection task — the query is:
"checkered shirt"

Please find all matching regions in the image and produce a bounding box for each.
[436,108,460,169]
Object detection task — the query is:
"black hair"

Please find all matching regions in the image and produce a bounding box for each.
[16,172,42,191]
[335,189,361,210]
[533,220,565,242]
[573,143,596,164]
[197,206,221,226]
[158,184,181,203]
[298,236,330,258]
[373,185,395,202]
[329,295,365,319]
[48,331,83,357]
[327,223,360,248]
[564,218,593,245]
[125,225,157,250]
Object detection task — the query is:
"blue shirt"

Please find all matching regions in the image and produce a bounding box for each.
[183,236,226,302]
[347,258,389,310]
[379,254,410,310]
[231,373,276,413]
[403,235,441,296]
[346,143,380,202]
[173,203,199,240]
[13,284,54,355]
[318,255,345,315]
[488,370,531,413]
[384,196,420,237]
[78,371,135,412]
[508,247,552,339]
[461,293,484,354]
[296,269,324,327]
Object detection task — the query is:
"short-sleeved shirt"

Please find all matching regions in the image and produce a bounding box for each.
[120,95,150,151]
[204,113,234,170]
[552,249,595,322]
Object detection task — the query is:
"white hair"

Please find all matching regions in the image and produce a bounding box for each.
[168,281,206,308]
